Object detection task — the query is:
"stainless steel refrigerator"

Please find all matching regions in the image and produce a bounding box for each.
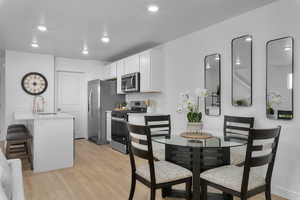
[88,79,125,145]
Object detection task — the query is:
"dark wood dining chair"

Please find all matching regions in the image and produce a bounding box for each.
[200,126,281,200]
[223,115,254,165]
[145,115,171,161]
[127,123,192,200]
[145,115,171,137]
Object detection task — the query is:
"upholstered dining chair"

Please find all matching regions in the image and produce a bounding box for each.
[223,115,255,165]
[200,126,281,200]
[127,123,192,200]
[145,115,171,161]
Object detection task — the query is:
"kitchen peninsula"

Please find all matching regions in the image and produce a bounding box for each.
[14,112,74,173]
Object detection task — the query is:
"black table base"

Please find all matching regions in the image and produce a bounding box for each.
[165,144,233,200]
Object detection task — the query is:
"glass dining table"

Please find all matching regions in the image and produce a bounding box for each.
[152,133,247,200]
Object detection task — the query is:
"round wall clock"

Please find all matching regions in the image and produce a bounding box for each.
[21,72,48,95]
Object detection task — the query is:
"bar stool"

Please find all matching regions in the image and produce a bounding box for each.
[6,124,32,169]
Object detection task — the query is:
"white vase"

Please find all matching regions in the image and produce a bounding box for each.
[186,122,203,133]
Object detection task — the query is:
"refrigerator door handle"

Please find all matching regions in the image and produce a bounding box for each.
[88,90,92,116]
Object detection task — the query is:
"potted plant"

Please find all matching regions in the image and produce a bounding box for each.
[177,88,208,133]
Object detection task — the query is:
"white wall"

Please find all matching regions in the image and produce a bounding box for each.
[4,51,55,139]
[127,0,300,199]
[0,51,5,137]
[1,51,104,140]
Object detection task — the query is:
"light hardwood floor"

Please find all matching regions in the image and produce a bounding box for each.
[21,140,286,200]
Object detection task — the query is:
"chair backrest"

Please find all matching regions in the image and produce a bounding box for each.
[144,115,171,137]
[127,123,156,183]
[223,115,254,140]
[241,126,281,193]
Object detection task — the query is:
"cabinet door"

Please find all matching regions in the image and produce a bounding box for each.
[116,60,125,94]
[102,65,110,80]
[124,55,140,74]
[110,63,117,79]
[106,112,112,141]
[139,52,151,92]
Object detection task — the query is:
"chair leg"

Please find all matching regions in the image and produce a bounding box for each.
[265,184,272,200]
[150,188,156,200]
[186,179,192,200]
[128,175,136,200]
[200,179,207,200]
[26,139,33,169]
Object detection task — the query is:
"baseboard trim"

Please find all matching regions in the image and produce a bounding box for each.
[273,185,300,200]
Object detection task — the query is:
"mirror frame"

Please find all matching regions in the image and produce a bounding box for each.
[266,36,294,120]
[231,34,253,107]
[204,53,221,116]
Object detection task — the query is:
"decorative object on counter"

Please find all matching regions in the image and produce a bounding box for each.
[177,88,208,133]
[180,131,213,139]
[266,36,294,120]
[33,95,45,113]
[231,35,253,107]
[21,72,48,95]
[145,99,156,113]
[204,53,221,116]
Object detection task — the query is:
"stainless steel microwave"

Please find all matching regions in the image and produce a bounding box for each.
[121,72,140,93]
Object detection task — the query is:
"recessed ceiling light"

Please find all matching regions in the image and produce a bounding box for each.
[37,25,47,32]
[215,56,220,61]
[245,37,252,42]
[147,5,159,13]
[82,49,89,55]
[31,42,39,48]
[236,59,241,65]
[101,36,110,43]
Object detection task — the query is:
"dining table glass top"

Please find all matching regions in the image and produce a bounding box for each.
[152,132,247,148]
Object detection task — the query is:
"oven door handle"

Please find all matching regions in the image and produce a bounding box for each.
[111,117,127,122]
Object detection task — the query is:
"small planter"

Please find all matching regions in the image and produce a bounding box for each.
[187,122,203,133]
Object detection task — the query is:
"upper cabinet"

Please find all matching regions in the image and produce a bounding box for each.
[103,62,117,80]
[124,55,140,74]
[116,60,125,94]
[139,47,164,93]
[106,46,164,93]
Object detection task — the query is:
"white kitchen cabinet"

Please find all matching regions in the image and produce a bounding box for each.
[106,111,112,142]
[103,63,117,80]
[116,60,125,94]
[124,55,140,74]
[109,62,117,79]
[139,47,164,92]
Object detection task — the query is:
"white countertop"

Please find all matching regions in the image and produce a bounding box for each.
[14,112,74,121]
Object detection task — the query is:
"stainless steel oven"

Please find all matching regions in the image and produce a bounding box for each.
[111,114,129,154]
[121,72,140,93]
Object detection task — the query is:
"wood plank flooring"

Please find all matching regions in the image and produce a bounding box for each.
[21,140,286,200]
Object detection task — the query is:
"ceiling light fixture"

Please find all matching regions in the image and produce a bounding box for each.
[37,25,47,32]
[236,59,241,65]
[147,4,159,13]
[101,35,110,43]
[215,56,220,61]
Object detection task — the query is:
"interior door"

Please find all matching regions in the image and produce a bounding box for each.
[56,71,85,139]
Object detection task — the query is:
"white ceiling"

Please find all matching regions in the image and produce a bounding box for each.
[0,0,277,62]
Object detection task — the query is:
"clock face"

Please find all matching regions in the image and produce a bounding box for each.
[21,72,48,95]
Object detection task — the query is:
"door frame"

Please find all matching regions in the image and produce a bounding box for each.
[55,70,87,139]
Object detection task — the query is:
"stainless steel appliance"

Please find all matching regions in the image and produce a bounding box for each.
[111,101,147,154]
[88,79,125,145]
[121,72,140,93]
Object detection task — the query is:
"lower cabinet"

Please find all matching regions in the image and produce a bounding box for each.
[106,111,112,142]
